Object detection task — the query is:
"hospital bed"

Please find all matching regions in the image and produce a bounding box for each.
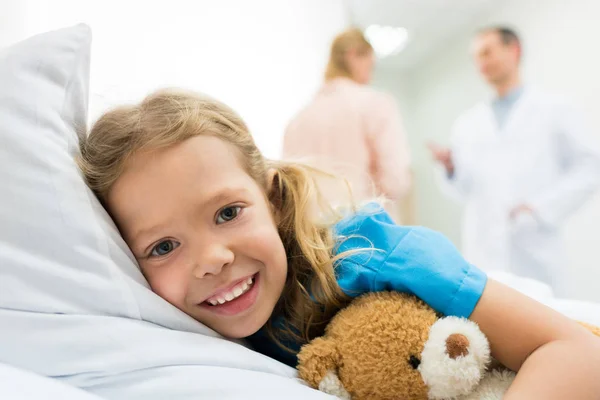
[1,24,598,400]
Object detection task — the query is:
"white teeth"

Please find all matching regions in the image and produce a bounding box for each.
[207,276,255,306]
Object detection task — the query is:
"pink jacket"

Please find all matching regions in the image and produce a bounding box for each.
[283,78,411,221]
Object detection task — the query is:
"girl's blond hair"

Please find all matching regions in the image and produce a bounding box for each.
[324,27,373,81]
[78,89,353,349]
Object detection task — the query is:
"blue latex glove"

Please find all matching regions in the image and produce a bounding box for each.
[334,203,487,318]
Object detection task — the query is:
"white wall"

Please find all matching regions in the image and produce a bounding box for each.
[3,0,348,159]
[377,0,600,301]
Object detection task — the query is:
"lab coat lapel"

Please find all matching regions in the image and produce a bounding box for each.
[472,103,498,141]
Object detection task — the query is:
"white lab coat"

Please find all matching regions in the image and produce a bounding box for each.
[440,88,600,293]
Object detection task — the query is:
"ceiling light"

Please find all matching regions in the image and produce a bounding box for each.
[364,25,409,58]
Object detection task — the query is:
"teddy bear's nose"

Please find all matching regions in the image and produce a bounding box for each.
[446,333,470,359]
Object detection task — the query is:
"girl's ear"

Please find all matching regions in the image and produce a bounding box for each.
[266,168,284,217]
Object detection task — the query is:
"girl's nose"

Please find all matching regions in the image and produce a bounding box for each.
[192,243,234,279]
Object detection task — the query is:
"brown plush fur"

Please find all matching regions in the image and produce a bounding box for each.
[297,291,600,400]
[298,292,436,400]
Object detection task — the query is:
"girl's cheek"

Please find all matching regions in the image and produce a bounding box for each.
[146,262,189,305]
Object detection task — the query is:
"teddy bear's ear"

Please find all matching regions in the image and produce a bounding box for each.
[298,337,350,399]
[298,337,341,386]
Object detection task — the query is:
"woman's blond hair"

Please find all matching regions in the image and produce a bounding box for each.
[325,27,373,81]
[78,89,354,349]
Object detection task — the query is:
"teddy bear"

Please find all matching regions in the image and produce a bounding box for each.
[297,291,600,400]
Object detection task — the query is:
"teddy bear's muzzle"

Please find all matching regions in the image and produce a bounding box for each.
[418,317,491,400]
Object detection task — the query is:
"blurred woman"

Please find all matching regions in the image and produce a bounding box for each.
[283,28,412,223]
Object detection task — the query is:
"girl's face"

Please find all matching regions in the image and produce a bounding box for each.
[107,135,288,338]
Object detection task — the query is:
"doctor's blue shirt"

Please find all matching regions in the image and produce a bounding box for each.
[491,85,525,129]
[247,203,487,367]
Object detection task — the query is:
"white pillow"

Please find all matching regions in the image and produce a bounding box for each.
[0,25,333,399]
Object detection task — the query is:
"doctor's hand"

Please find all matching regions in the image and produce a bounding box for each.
[509,204,534,220]
[427,142,455,176]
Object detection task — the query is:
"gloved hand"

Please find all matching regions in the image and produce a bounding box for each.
[335,203,487,318]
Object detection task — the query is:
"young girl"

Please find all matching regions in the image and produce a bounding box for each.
[79,89,600,399]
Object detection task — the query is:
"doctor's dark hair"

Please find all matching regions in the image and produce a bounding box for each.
[478,26,521,54]
[78,88,354,351]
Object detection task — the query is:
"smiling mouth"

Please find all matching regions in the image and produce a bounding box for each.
[205,276,255,305]
[199,273,260,316]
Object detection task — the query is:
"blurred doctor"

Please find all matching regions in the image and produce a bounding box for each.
[283,28,411,223]
[429,27,600,293]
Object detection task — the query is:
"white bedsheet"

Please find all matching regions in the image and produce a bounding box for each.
[489,271,600,325]
[0,363,101,400]
[1,272,597,400]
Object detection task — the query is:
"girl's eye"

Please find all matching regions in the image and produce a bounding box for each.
[216,206,241,224]
[150,240,180,257]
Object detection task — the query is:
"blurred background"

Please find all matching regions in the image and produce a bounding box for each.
[2,0,599,302]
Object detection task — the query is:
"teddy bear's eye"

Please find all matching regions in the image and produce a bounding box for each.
[408,355,421,370]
